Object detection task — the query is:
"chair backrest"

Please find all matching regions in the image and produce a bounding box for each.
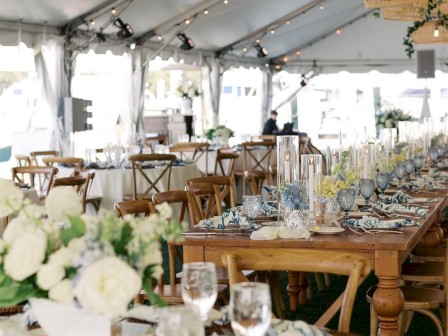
[170,143,210,175]
[75,169,96,213]
[214,152,239,177]
[185,183,223,224]
[244,170,267,196]
[129,154,176,199]
[43,157,84,176]
[187,175,236,208]
[30,150,59,166]
[52,176,88,212]
[145,135,168,149]
[222,248,372,333]
[12,166,58,200]
[114,200,156,218]
[15,154,31,167]
[152,190,194,224]
[241,141,275,176]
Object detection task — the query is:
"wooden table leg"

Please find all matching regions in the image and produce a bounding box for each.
[298,272,309,304]
[374,251,403,336]
[287,271,299,311]
[418,226,442,247]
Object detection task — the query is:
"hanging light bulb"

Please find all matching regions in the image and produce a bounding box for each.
[185,18,191,25]
[283,56,289,62]
[270,28,275,34]
[90,19,95,26]
[286,20,290,25]
[336,29,341,34]
[243,47,247,53]
[320,4,324,10]
[224,0,228,4]
[434,27,440,37]
[157,35,163,41]
[295,50,301,56]
[204,9,209,14]
[111,7,117,15]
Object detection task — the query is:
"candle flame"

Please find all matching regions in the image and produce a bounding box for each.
[365,149,369,154]
[308,156,314,164]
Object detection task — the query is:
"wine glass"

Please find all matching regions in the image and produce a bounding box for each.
[404,159,415,181]
[414,155,425,177]
[229,282,272,336]
[430,148,438,166]
[156,306,204,336]
[336,188,356,226]
[394,163,405,187]
[243,195,261,228]
[359,179,374,212]
[181,262,218,322]
[376,172,390,196]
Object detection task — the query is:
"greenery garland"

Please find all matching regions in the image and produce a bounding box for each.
[403,0,448,58]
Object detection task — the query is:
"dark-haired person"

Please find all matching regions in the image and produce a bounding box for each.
[262,110,279,135]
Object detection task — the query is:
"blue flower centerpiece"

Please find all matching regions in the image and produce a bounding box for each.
[278,181,308,211]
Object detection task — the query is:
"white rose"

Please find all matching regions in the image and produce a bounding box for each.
[3,217,28,244]
[0,179,24,217]
[49,279,75,305]
[0,239,5,254]
[45,187,82,222]
[18,203,45,220]
[155,202,172,219]
[74,257,142,318]
[48,247,74,268]
[67,237,86,254]
[4,230,47,281]
[36,263,65,290]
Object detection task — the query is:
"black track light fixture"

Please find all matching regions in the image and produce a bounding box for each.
[177,33,195,50]
[114,17,134,39]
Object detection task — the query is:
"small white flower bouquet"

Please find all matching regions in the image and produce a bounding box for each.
[176,80,201,99]
[0,179,181,319]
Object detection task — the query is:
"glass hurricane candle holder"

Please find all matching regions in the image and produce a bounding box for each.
[404,159,414,181]
[301,154,323,225]
[414,156,425,177]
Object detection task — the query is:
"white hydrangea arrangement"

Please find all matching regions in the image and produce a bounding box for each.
[0,179,181,318]
[205,125,235,141]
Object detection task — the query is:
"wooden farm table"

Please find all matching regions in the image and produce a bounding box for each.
[181,189,448,336]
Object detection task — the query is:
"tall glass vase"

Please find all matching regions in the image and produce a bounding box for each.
[301,154,323,225]
[277,136,300,222]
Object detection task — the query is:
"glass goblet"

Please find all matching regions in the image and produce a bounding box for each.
[430,148,438,166]
[181,262,218,322]
[359,179,375,211]
[243,195,261,229]
[229,282,272,336]
[414,156,425,177]
[394,163,405,187]
[404,159,415,181]
[376,172,390,196]
[336,188,356,226]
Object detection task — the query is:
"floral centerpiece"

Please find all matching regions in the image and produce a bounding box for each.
[375,105,414,131]
[390,143,408,166]
[205,125,235,141]
[176,80,201,100]
[0,179,181,319]
[278,181,308,211]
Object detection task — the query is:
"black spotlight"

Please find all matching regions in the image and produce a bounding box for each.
[114,18,134,38]
[300,76,309,87]
[177,33,195,50]
[255,43,268,58]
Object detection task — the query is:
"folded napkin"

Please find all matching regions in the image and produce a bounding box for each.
[272,320,330,336]
[346,216,420,229]
[262,185,278,201]
[379,190,439,204]
[406,176,445,190]
[250,226,310,240]
[197,215,250,229]
[374,202,429,218]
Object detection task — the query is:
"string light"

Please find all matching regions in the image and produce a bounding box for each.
[224,0,228,4]
[286,20,290,24]
[204,9,209,14]
[185,18,191,25]
[283,56,289,62]
[130,43,136,49]
[255,39,260,44]
[320,5,324,10]
[434,27,439,37]
[295,50,301,56]
[157,35,162,40]
[336,29,341,34]
[270,28,275,34]
[243,47,247,52]
[111,8,117,15]
[90,19,95,25]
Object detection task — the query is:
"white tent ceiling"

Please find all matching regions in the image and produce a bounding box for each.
[0,0,447,73]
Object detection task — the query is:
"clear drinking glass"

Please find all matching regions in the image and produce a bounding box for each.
[430,148,438,166]
[394,163,405,187]
[359,178,375,211]
[336,188,356,225]
[404,159,414,181]
[229,282,272,336]
[156,306,204,336]
[414,156,424,177]
[181,262,218,322]
[376,172,390,195]
[243,195,261,228]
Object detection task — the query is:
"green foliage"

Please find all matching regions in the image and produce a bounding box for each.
[375,105,414,130]
[143,265,166,307]
[0,267,44,307]
[61,217,86,246]
[112,222,133,256]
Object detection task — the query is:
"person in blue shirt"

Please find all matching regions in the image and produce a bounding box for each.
[262,110,279,135]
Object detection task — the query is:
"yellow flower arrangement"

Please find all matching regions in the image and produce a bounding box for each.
[414,146,423,155]
[322,176,352,198]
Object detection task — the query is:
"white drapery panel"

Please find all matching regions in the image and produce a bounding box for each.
[207,57,223,127]
[34,38,70,155]
[130,49,148,146]
[260,70,273,129]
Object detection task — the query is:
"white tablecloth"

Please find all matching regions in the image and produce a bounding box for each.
[87,164,203,212]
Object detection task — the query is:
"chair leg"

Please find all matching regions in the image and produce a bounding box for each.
[370,303,378,336]
[314,273,325,291]
[324,273,331,287]
[413,309,443,336]
[404,310,414,334]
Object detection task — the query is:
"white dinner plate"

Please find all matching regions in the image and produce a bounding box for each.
[308,227,345,235]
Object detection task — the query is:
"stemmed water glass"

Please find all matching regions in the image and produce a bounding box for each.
[243,195,261,229]
[229,282,272,336]
[430,148,438,166]
[414,156,425,177]
[404,159,415,182]
[359,179,375,212]
[376,172,390,196]
[394,163,405,187]
[181,262,218,322]
[336,188,356,226]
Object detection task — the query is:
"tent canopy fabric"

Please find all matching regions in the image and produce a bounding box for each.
[0,0,447,74]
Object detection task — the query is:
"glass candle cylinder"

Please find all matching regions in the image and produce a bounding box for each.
[301,154,323,224]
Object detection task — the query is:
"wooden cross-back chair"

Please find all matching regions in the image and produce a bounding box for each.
[52,176,88,213]
[114,199,155,218]
[170,143,210,175]
[29,150,59,166]
[75,169,100,213]
[213,152,239,177]
[15,154,31,167]
[185,183,223,225]
[123,154,176,201]
[244,170,267,196]
[187,176,236,210]
[12,166,58,201]
[43,157,84,176]
[234,141,275,196]
[222,248,372,333]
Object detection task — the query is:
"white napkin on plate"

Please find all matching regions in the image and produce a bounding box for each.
[250,226,310,240]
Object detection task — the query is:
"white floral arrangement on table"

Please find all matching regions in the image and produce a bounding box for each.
[0,179,181,319]
[176,80,201,100]
[205,125,235,141]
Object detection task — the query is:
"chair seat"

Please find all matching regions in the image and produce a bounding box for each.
[400,262,444,283]
[366,286,444,309]
[176,267,256,285]
[123,193,154,201]
[412,246,445,263]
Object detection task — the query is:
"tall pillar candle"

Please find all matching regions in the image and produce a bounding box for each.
[308,157,315,212]
[363,149,369,178]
